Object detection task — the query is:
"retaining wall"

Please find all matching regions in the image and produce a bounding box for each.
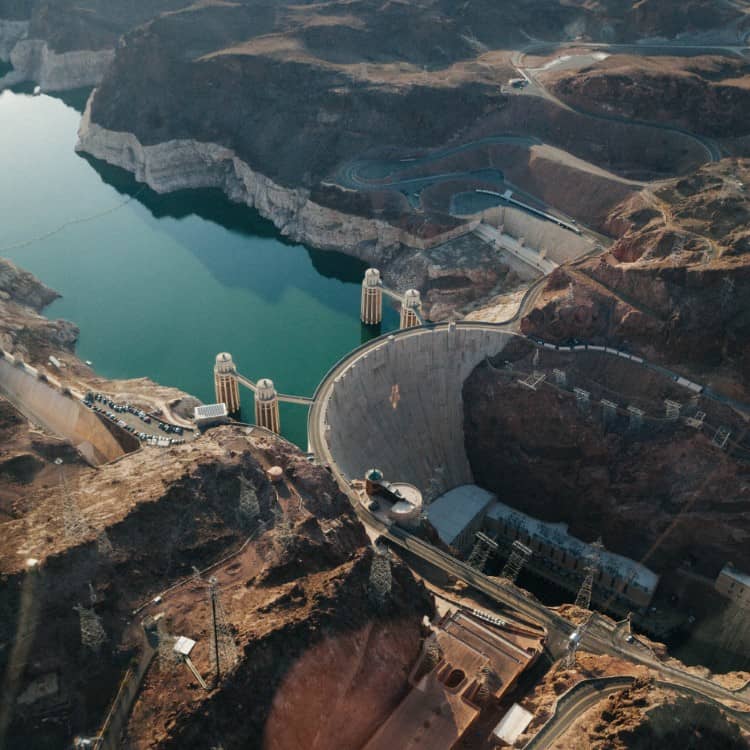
[0,352,136,465]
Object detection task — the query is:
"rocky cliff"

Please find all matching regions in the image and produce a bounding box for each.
[0,422,432,749]
[0,257,77,358]
[522,159,750,397]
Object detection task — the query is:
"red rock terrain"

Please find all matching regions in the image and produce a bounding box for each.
[522,159,750,398]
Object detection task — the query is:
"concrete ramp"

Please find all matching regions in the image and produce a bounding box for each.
[320,326,517,499]
[0,356,136,466]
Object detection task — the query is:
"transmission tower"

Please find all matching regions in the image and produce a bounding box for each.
[519,371,546,391]
[466,532,499,572]
[575,540,604,611]
[574,388,590,415]
[532,348,540,369]
[207,577,237,685]
[369,545,393,607]
[627,405,644,431]
[56,458,89,544]
[74,603,107,652]
[96,531,114,559]
[553,368,567,387]
[273,507,295,553]
[601,399,617,426]
[156,617,179,673]
[501,540,532,583]
[712,426,732,450]
[237,476,260,527]
[664,400,681,421]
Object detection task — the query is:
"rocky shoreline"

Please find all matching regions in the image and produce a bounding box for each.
[0,18,112,90]
[76,91,442,264]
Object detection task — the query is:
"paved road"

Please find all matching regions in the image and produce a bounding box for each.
[525,675,750,749]
[512,43,722,163]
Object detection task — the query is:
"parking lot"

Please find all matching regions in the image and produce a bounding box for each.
[82,392,197,447]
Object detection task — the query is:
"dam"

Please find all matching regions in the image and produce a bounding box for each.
[310,324,518,498]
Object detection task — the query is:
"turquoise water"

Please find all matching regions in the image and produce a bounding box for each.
[0,89,397,447]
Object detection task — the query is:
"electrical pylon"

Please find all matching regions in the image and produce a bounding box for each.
[208,576,237,685]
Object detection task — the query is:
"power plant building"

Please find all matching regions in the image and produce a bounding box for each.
[484,501,659,610]
[426,485,496,554]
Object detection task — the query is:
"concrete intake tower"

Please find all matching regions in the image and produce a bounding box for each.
[254,378,281,434]
[361,268,383,325]
[214,352,241,415]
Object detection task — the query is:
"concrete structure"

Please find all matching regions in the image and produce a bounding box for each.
[399,289,421,329]
[715,564,750,607]
[363,609,545,750]
[492,704,534,745]
[193,403,229,430]
[0,351,136,466]
[318,326,521,498]
[427,485,496,554]
[213,352,241,415]
[254,378,280,434]
[480,203,594,265]
[387,482,423,529]
[484,501,659,610]
[362,469,423,529]
[360,268,383,325]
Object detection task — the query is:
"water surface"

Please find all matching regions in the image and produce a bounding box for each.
[0,89,397,446]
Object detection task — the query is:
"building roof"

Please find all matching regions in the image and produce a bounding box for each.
[427,485,496,545]
[720,564,750,587]
[194,403,228,420]
[492,704,533,743]
[486,501,659,592]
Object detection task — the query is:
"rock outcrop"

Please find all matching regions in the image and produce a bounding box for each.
[0,257,77,357]
[522,159,750,397]
[0,38,113,89]
[76,95,412,261]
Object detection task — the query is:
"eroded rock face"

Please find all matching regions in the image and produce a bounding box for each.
[547,55,750,140]
[1,425,432,749]
[0,257,78,358]
[0,257,58,310]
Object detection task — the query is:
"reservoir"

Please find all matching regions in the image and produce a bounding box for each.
[0,88,397,447]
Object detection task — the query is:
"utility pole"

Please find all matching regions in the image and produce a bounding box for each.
[207,577,236,686]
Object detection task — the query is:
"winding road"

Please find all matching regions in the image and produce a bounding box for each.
[511,41,723,163]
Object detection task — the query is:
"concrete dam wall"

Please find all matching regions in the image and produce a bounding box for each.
[0,354,137,465]
[319,325,517,499]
